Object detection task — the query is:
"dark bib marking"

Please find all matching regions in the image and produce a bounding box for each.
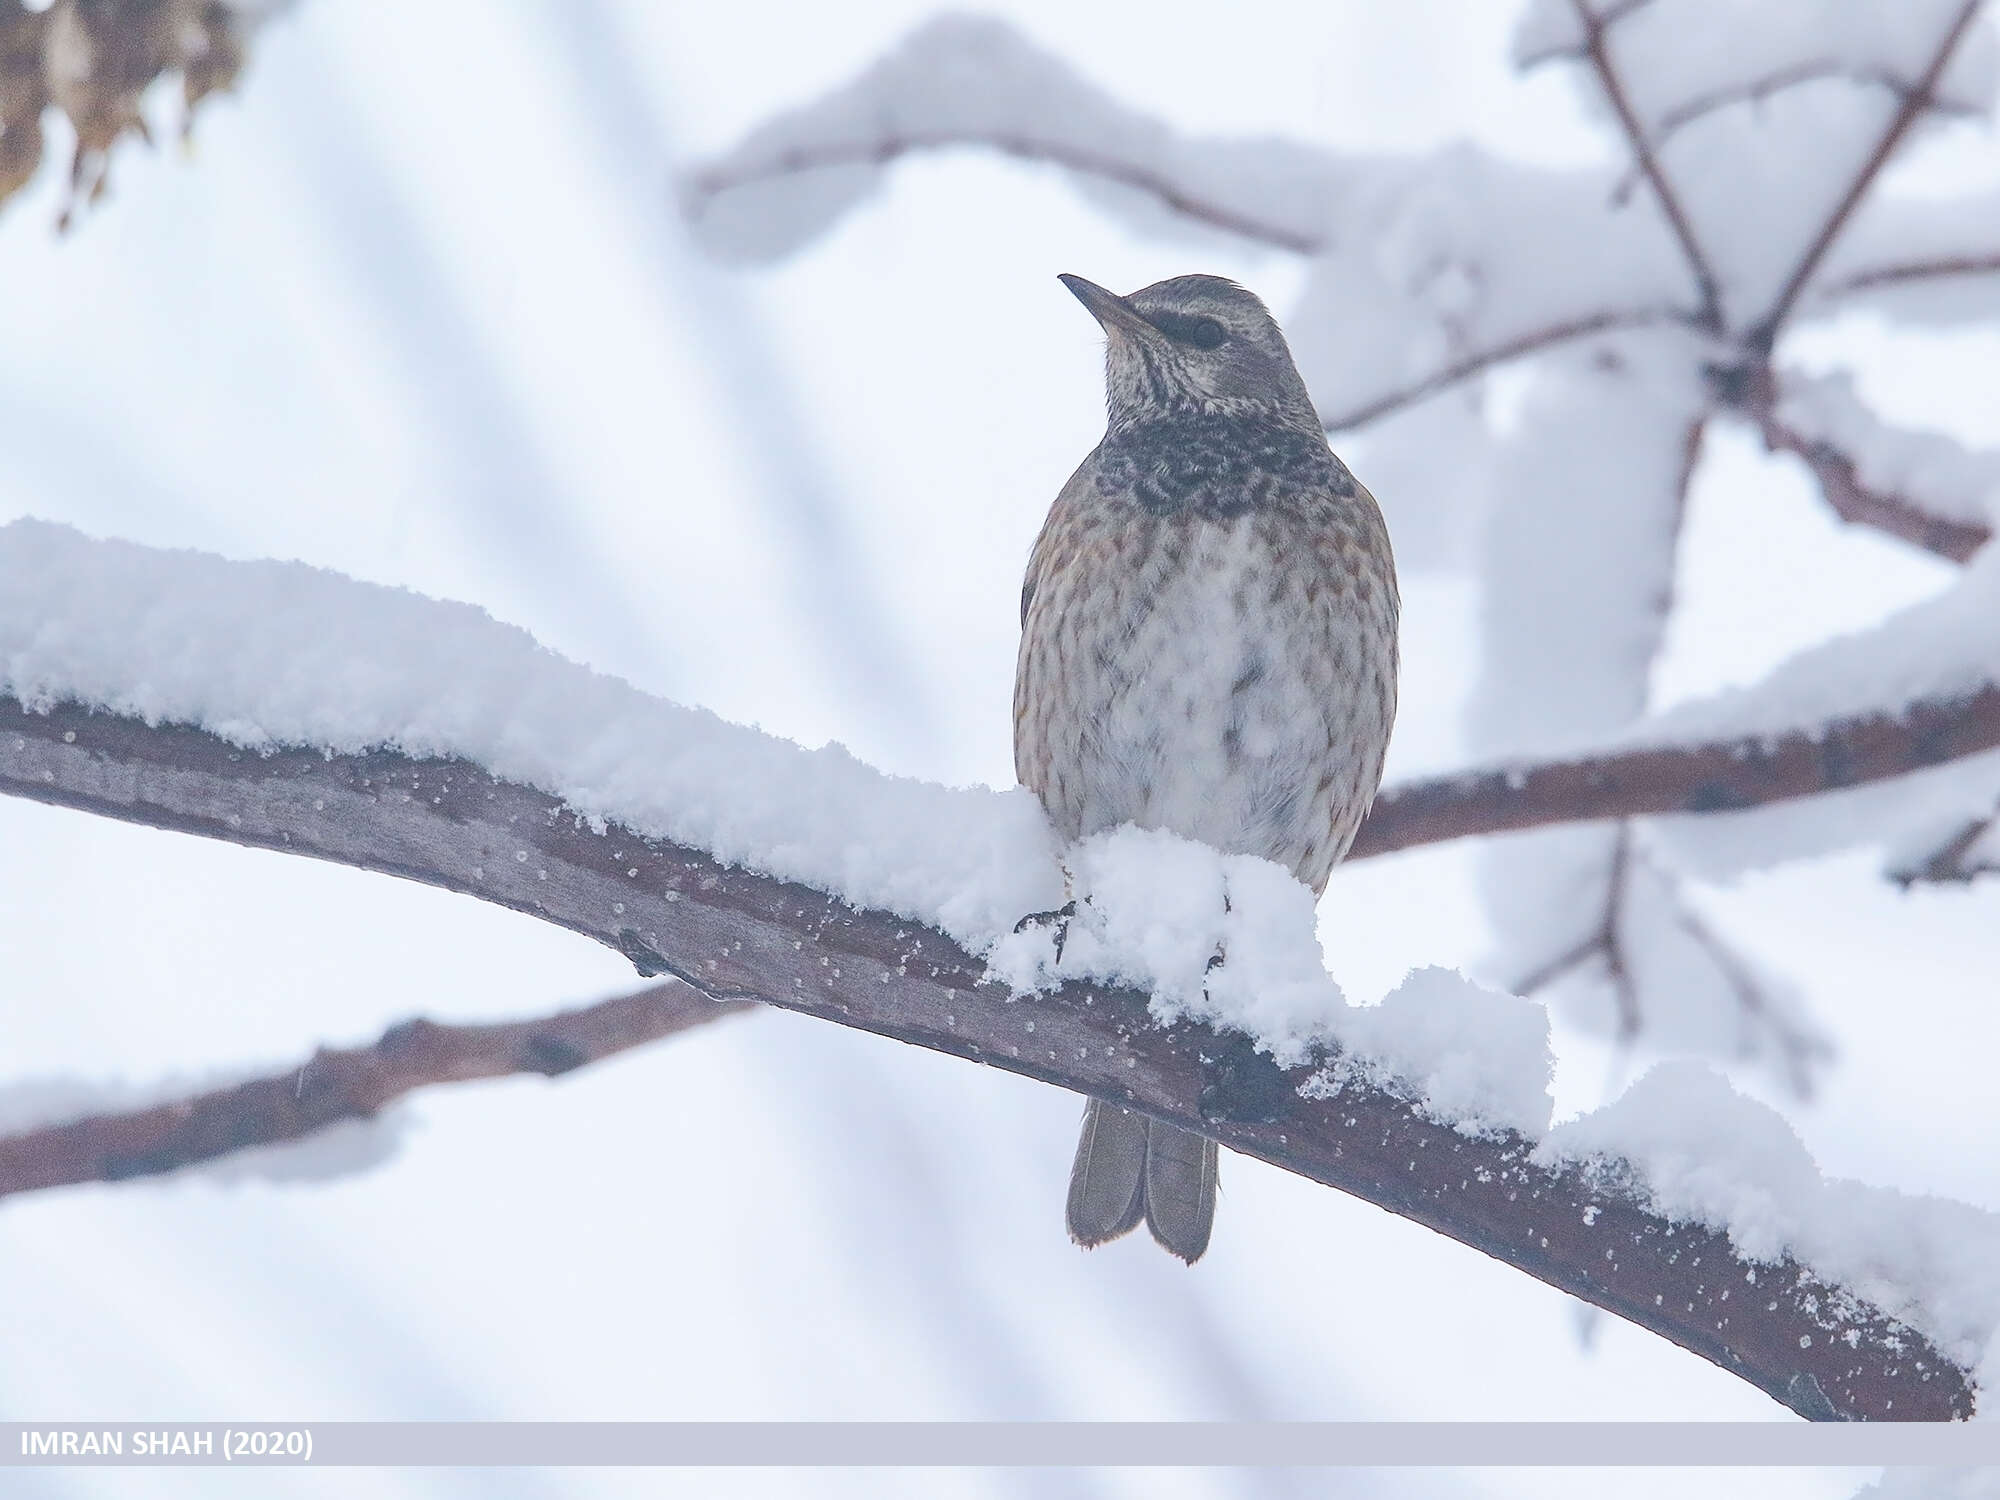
[1093,412,1358,520]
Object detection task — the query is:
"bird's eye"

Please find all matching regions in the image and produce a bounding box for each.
[1187,318,1226,349]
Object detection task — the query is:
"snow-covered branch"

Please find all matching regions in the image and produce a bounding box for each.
[680,14,1344,261]
[0,981,751,1199]
[0,692,1982,1422]
[1736,366,1995,562]
[1353,682,2000,858]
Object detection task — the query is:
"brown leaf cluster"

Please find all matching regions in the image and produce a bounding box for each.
[0,0,247,228]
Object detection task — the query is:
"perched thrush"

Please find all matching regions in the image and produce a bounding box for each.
[1014,273,1399,1262]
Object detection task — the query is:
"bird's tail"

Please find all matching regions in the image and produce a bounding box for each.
[1065,1098,1217,1263]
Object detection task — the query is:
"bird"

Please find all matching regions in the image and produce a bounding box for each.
[1013,273,1399,1263]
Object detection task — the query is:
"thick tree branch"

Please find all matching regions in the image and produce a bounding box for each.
[1349,683,2000,859]
[1745,0,1986,348]
[0,695,1982,1420]
[684,131,1324,256]
[1568,0,1725,331]
[0,982,753,1197]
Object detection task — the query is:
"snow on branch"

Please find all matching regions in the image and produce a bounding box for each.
[1736,367,1996,562]
[0,982,751,1199]
[0,692,1987,1423]
[6,524,2000,1417]
[680,14,1346,260]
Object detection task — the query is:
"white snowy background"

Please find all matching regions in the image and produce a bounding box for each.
[1,1,1997,1497]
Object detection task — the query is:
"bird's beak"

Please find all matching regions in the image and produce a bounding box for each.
[1059,273,1158,342]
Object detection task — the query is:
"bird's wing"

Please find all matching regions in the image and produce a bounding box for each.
[1019,454,1099,628]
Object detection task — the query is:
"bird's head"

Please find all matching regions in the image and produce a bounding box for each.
[1059,273,1320,431]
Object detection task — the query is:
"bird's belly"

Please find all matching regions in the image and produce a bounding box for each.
[1031,520,1392,887]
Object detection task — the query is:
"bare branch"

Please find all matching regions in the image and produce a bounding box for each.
[1671,892,1833,1099]
[1509,826,1641,1037]
[684,130,1324,257]
[1349,683,2000,860]
[1745,0,1987,348]
[1514,0,1652,68]
[1567,0,1724,331]
[1319,308,1683,432]
[0,983,753,1199]
[0,695,1976,1420]
[1891,804,2000,887]
[1819,251,2000,299]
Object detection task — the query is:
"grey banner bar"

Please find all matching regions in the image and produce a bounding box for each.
[3,1422,1996,1467]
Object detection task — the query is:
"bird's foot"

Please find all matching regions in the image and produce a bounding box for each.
[1014,899,1078,964]
[1203,941,1228,996]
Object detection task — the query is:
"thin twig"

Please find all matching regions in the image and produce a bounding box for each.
[1891,805,2000,886]
[1819,251,2000,299]
[1510,827,1641,1041]
[1319,307,1684,431]
[1568,0,1725,331]
[1744,0,1987,349]
[0,983,754,1199]
[1672,900,1832,1099]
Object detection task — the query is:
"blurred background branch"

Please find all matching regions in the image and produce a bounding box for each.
[0,980,752,1199]
[0,0,265,228]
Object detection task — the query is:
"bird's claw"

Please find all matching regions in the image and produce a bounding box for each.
[1014,899,1078,964]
